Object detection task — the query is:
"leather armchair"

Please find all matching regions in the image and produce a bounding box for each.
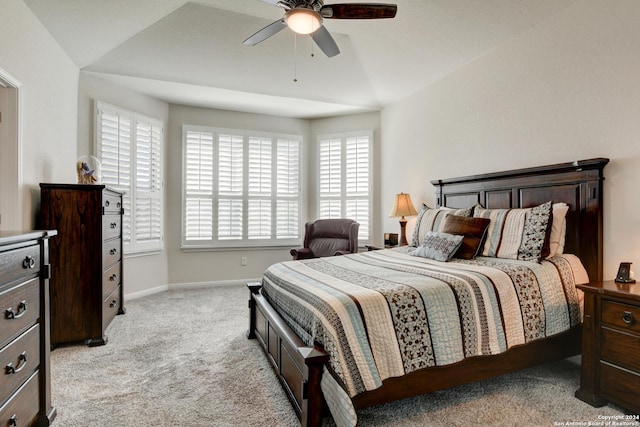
[290,219,359,260]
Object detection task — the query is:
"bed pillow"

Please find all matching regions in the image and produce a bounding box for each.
[441,215,491,260]
[411,204,473,247]
[547,202,570,258]
[473,201,553,262]
[410,232,464,262]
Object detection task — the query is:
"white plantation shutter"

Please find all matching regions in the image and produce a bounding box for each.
[182,126,301,248]
[98,109,132,246]
[248,137,271,196]
[218,133,244,240]
[276,138,299,239]
[99,110,131,187]
[346,136,370,242]
[248,137,272,240]
[134,120,162,250]
[96,102,164,254]
[184,130,214,240]
[248,199,271,239]
[318,132,372,244]
[218,199,243,240]
[319,138,342,218]
[218,134,243,196]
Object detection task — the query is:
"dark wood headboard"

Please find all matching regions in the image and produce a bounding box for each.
[430,158,609,282]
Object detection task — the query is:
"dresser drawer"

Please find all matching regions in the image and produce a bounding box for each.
[103,262,121,300]
[601,327,640,372]
[0,324,40,401]
[599,361,640,413]
[103,239,121,269]
[0,278,40,347]
[103,192,122,214]
[602,300,640,334]
[103,215,121,241]
[103,285,121,332]
[0,244,40,287]
[0,370,39,427]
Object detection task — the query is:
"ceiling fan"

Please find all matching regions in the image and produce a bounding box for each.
[243,0,398,58]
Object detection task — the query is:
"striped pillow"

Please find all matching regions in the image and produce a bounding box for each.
[411,204,473,247]
[473,201,553,262]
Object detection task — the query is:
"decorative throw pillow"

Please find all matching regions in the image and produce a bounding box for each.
[411,204,473,247]
[547,202,569,258]
[410,232,464,262]
[441,215,491,260]
[473,201,553,262]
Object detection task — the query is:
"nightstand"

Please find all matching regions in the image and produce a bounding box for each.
[575,280,640,414]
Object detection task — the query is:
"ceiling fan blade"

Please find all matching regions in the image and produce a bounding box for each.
[311,26,340,57]
[243,19,287,46]
[321,3,397,19]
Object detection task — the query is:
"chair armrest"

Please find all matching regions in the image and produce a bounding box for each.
[291,247,314,260]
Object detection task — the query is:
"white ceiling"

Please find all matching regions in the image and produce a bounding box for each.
[24,0,577,118]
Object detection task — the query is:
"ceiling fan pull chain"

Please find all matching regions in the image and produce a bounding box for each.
[293,33,298,83]
[310,37,315,58]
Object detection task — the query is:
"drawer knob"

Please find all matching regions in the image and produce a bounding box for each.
[5,352,28,375]
[110,274,117,282]
[110,248,117,255]
[105,200,110,207]
[9,414,17,427]
[110,300,117,308]
[22,256,35,269]
[5,301,27,320]
[110,222,117,229]
[622,311,635,325]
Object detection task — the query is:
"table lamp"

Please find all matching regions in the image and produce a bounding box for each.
[388,192,418,246]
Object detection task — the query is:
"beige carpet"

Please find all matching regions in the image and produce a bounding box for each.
[50,285,635,427]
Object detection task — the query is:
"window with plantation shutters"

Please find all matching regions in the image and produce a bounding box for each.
[182,125,301,249]
[96,101,164,254]
[318,132,372,244]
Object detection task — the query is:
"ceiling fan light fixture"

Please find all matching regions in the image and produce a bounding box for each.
[285,8,323,35]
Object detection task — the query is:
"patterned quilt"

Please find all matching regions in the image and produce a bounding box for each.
[261,248,588,425]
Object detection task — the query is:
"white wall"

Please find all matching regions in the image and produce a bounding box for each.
[0,0,79,229]
[381,0,640,281]
[0,82,19,230]
[77,71,171,296]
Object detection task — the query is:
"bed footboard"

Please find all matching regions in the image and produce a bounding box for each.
[248,282,329,427]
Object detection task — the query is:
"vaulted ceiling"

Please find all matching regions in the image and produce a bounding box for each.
[24,0,577,118]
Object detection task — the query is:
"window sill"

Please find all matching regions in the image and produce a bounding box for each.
[124,249,163,259]
[181,245,297,253]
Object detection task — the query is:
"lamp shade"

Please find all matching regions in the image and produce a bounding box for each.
[285,9,323,35]
[388,193,418,218]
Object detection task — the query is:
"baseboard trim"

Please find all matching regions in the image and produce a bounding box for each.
[169,278,262,290]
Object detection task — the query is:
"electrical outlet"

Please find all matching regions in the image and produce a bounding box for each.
[241,256,247,266]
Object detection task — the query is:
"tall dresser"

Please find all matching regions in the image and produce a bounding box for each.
[40,184,125,347]
[0,231,56,426]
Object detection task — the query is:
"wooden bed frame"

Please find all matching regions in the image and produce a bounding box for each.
[248,157,609,427]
